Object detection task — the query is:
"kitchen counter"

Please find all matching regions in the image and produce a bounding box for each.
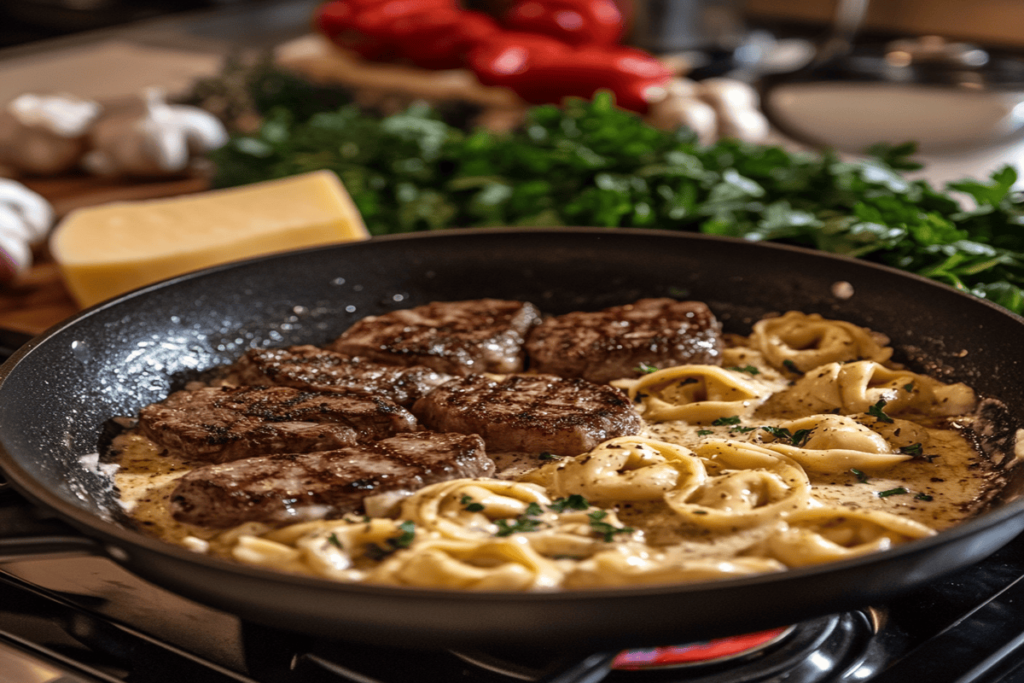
[0,0,1022,337]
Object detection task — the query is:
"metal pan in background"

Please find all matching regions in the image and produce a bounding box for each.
[0,228,1022,650]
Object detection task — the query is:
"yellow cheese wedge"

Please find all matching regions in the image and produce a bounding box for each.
[50,170,369,308]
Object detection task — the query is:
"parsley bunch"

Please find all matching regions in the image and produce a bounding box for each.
[209,90,1024,314]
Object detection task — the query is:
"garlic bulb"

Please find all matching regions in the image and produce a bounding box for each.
[0,179,55,280]
[84,89,228,177]
[0,93,102,175]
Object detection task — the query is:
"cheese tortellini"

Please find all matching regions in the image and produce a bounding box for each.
[629,365,769,423]
[751,311,892,372]
[151,309,994,593]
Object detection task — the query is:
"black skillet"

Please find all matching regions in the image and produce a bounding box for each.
[1,228,1023,650]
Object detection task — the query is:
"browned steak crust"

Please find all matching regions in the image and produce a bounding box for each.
[231,345,453,407]
[138,385,417,463]
[525,298,723,383]
[169,432,493,527]
[412,374,643,456]
[328,299,541,375]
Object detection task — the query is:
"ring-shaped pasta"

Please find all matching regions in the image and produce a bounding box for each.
[540,436,707,504]
[369,536,564,590]
[759,414,910,473]
[629,365,767,423]
[754,507,936,567]
[774,361,976,418]
[665,441,812,529]
[563,545,785,588]
[400,478,552,541]
[751,311,892,373]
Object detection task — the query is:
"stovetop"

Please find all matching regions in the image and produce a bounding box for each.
[5,472,1024,683]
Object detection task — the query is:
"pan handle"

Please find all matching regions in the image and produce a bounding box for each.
[0,480,102,561]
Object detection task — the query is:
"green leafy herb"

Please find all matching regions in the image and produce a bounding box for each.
[730,425,757,433]
[867,400,895,424]
[899,443,924,456]
[782,360,800,373]
[588,510,634,542]
[495,517,543,537]
[761,426,812,447]
[729,365,760,375]
[549,494,590,512]
[327,532,342,549]
[712,416,742,426]
[460,494,485,512]
[364,521,416,560]
[538,451,560,460]
[697,429,713,436]
[903,382,916,392]
[851,468,869,483]
[878,487,909,498]
[636,362,659,374]
[208,80,1024,316]
[525,502,544,517]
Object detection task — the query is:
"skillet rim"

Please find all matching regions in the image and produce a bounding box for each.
[1,226,1023,605]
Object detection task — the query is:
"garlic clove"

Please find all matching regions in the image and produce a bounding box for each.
[0,179,54,243]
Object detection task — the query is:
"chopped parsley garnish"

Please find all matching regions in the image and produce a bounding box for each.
[494,517,543,536]
[549,494,590,512]
[903,382,916,392]
[364,521,416,560]
[761,426,812,447]
[914,493,934,501]
[327,532,342,549]
[636,362,659,374]
[899,443,924,456]
[588,510,634,542]
[712,416,742,426]
[851,468,869,483]
[878,487,908,498]
[782,360,799,373]
[729,365,760,375]
[524,502,544,517]
[460,494,485,512]
[867,399,895,423]
[538,451,560,460]
[730,426,757,433]
[697,429,713,436]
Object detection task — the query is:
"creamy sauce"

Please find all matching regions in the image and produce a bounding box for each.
[111,310,1007,590]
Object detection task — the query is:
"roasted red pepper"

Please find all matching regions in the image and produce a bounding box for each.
[502,0,623,46]
[469,37,670,113]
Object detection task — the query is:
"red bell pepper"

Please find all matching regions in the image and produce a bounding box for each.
[391,9,502,69]
[502,0,623,46]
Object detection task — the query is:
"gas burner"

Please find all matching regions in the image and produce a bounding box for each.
[450,612,888,682]
[240,610,898,683]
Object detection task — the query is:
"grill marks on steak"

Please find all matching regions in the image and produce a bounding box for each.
[231,345,453,407]
[329,299,541,375]
[525,298,723,383]
[412,373,643,456]
[138,385,417,464]
[170,432,493,528]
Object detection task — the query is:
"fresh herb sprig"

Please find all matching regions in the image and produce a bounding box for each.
[209,85,1024,314]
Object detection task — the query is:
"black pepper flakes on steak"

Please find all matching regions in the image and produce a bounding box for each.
[412,373,643,456]
[525,298,723,383]
[169,431,493,528]
[230,345,453,407]
[328,299,541,375]
[138,385,418,463]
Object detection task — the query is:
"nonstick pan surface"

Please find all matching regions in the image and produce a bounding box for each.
[1,228,1023,649]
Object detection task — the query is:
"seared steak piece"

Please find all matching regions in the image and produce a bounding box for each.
[230,345,452,407]
[412,374,642,456]
[329,299,541,375]
[169,432,493,527]
[525,298,723,383]
[138,385,417,463]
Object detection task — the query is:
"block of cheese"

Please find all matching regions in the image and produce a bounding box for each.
[50,170,369,308]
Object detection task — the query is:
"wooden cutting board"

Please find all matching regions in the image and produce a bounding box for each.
[0,172,210,337]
